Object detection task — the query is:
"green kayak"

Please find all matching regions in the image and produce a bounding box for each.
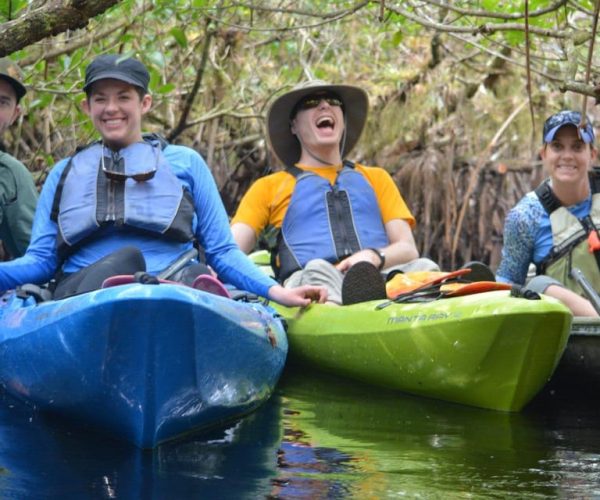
[271,291,571,412]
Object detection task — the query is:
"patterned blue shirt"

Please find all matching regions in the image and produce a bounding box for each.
[496,189,592,285]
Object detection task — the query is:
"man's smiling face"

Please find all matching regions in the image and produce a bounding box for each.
[0,79,20,136]
[290,93,345,155]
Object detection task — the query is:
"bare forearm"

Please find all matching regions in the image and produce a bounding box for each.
[381,241,419,268]
[230,222,257,254]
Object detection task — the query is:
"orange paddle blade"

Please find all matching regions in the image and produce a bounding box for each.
[386,269,471,299]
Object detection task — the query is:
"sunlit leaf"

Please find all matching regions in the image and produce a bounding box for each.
[391,30,404,47]
[147,51,166,69]
[170,27,188,48]
[156,83,176,94]
[28,94,53,110]
[504,30,526,46]
[0,0,26,21]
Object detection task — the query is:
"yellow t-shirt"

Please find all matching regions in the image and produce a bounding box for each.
[231,163,415,237]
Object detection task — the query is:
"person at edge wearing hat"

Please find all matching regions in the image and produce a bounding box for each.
[0,58,38,259]
[0,54,326,306]
[230,81,439,305]
[496,109,600,317]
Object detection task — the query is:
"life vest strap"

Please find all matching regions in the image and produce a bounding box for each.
[535,173,600,274]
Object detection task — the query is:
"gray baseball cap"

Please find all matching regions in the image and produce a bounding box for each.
[0,58,26,102]
[84,54,150,93]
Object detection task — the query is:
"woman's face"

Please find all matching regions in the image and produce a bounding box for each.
[541,125,598,187]
[82,79,151,150]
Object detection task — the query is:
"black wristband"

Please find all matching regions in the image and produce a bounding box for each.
[368,248,385,270]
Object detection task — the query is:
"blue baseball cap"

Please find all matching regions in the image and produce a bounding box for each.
[543,110,595,144]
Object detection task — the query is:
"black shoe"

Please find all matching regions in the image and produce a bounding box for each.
[342,262,387,305]
[460,261,495,282]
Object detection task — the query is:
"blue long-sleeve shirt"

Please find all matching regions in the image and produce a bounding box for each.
[0,144,277,297]
[496,189,592,285]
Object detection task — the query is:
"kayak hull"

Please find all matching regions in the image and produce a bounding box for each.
[273,291,571,411]
[0,284,287,448]
[551,317,600,388]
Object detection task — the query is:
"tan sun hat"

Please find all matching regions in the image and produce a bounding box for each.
[0,58,26,102]
[266,80,368,167]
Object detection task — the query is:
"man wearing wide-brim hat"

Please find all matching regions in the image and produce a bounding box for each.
[231,80,438,305]
[0,58,38,259]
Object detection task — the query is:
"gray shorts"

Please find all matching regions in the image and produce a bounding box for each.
[386,257,440,274]
[284,259,344,304]
[526,275,564,294]
[284,257,440,305]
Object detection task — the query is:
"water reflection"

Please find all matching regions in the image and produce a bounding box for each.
[0,392,282,498]
[275,368,600,498]
[0,368,600,498]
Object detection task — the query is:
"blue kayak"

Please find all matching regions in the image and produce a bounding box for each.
[0,283,288,448]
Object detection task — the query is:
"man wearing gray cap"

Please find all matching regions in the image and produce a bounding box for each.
[0,54,326,306]
[0,58,37,259]
[231,80,438,305]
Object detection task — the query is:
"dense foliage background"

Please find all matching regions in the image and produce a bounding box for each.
[2,0,600,269]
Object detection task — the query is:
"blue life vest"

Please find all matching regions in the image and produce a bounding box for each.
[277,162,389,281]
[51,137,195,257]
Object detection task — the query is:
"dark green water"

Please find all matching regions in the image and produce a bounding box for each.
[0,367,599,498]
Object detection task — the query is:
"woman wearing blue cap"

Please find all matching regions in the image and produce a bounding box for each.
[496,110,599,316]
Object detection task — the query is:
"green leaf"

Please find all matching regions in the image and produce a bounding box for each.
[147,51,166,69]
[170,27,188,48]
[0,0,26,21]
[28,94,53,110]
[62,56,72,71]
[480,0,498,13]
[148,70,161,92]
[391,30,404,47]
[119,34,135,44]
[504,30,526,46]
[156,83,176,94]
[529,0,546,9]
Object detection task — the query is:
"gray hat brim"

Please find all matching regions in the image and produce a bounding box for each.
[0,74,26,101]
[267,81,368,166]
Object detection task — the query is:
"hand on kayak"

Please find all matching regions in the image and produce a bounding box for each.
[268,284,328,307]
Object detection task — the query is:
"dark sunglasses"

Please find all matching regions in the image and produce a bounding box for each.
[101,143,158,182]
[292,94,344,117]
[543,110,595,144]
